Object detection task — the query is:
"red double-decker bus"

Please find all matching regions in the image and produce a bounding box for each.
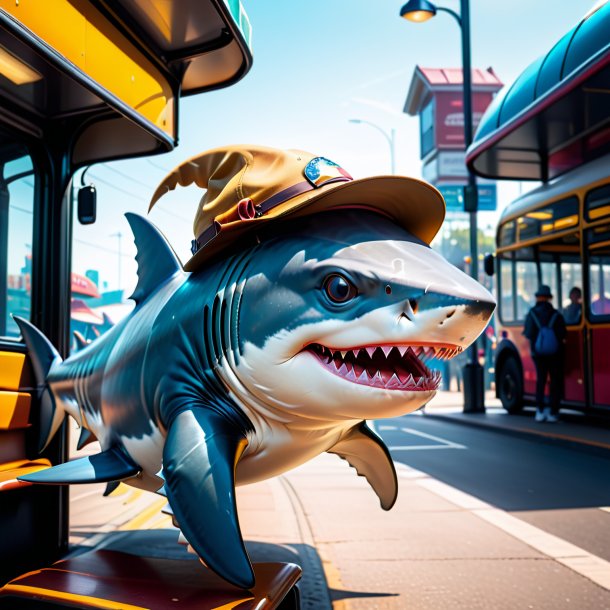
[466,2,610,415]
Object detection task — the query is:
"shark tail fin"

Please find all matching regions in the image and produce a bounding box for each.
[13,316,64,453]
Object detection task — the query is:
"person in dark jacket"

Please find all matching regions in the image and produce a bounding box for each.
[523,285,566,422]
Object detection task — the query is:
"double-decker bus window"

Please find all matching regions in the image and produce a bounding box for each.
[560,261,583,324]
[498,220,515,248]
[499,255,515,322]
[1,148,34,339]
[540,260,559,303]
[515,197,579,243]
[516,259,538,320]
[590,256,610,317]
[587,224,610,318]
[585,184,610,222]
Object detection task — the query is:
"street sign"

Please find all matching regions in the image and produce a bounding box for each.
[437,183,497,212]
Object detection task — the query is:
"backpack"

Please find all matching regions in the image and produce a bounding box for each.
[532,311,559,356]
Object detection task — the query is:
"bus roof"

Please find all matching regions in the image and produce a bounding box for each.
[466,1,610,182]
[499,151,610,224]
[0,0,253,164]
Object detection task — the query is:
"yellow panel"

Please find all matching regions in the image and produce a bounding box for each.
[0,391,31,429]
[0,352,26,391]
[0,0,174,138]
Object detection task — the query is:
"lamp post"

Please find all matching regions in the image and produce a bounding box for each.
[349,119,396,174]
[400,0,485,412]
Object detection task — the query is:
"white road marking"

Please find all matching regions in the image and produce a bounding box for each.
[378,425,397,431]
[396,463,610,591]
[389,426,466,451]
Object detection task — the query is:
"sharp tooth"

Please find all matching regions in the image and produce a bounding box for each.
[405,374,414,387]
[358,370,369,383]
[338,363,348,376]
[178,532,188,545]
[340,350,348,359]
[346,368,358,382]
[386,373,401,389]
[381,346,392,357]
[415,376,424,388]
[374,371,384,387]
[398,346,408,357]
[366,347,376,357]
[414,346,422,357]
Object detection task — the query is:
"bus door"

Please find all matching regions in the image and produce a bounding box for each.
[585,221,610,409]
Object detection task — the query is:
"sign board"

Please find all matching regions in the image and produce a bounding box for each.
[422,151,469,183]
[437,183,497,212]
[434,91,495,150]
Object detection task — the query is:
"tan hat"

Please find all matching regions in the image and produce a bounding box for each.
[149,144,445,271]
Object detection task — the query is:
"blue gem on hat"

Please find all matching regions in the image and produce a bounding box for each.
[304,157,352,187]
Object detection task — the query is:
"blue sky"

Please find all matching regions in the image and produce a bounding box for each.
[68,0,596,293]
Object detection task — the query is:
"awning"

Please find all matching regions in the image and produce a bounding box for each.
[466,2,610,181]
[71,299,104,325]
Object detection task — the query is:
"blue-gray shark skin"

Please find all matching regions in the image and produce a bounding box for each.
[16,210,495,589]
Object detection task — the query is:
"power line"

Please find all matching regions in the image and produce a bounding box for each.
[9,204,33,215]
[146,158,173,173]
[88,172,192,225]
[101,164,152,189]
[73,237,132,258]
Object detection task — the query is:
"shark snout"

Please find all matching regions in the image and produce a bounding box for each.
[403,289,495,350]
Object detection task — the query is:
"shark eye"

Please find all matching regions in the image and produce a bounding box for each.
[323,274,357,304]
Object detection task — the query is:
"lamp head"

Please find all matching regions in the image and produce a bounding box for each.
[399,0,437,22]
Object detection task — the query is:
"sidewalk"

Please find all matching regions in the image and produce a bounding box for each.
[237,452,610,609]
[421,391,610,457]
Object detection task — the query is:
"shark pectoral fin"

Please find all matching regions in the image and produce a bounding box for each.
[17,448,140,485]
[163,408,254,590]
[328,422,398,511]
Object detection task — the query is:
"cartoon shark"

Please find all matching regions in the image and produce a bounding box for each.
[17,209,494,589]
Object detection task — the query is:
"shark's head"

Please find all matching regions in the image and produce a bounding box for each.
[221,210,495,422]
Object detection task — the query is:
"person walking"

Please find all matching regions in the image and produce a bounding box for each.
[523,285,566,423]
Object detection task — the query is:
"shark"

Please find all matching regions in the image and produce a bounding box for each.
[17,209,495,589]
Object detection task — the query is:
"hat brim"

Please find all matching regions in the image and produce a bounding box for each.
[184,175,445,272]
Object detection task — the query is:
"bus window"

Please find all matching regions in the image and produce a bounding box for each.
[585,183,610,222]
[540,261,558,304]
[589,256,610,317]
[498,220,515,248]
[560,262,582,324]
[499,255,515,322]
[516,197,579,243]
[1,149,34,339]
[516,260,538,320]
[586,224,610,318]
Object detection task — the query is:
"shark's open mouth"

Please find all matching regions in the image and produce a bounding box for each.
[305,344,463,391]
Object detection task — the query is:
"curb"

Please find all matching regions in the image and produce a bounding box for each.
[423,411,610,459]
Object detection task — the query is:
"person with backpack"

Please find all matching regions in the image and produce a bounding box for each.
[523,285,567,423]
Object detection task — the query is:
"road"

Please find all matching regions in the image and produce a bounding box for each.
[377,412,610,563]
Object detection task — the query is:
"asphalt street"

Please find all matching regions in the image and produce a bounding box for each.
[377,412,610,563]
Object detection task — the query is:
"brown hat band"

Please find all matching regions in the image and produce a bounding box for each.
[190,177,350,255]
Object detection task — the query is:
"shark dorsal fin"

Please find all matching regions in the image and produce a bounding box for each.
[125,213,183,306]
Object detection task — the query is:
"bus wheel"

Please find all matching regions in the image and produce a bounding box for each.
[498,357,523,414]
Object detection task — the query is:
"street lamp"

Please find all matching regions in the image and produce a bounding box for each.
[349,118,396,175]
[400,0,485,413]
